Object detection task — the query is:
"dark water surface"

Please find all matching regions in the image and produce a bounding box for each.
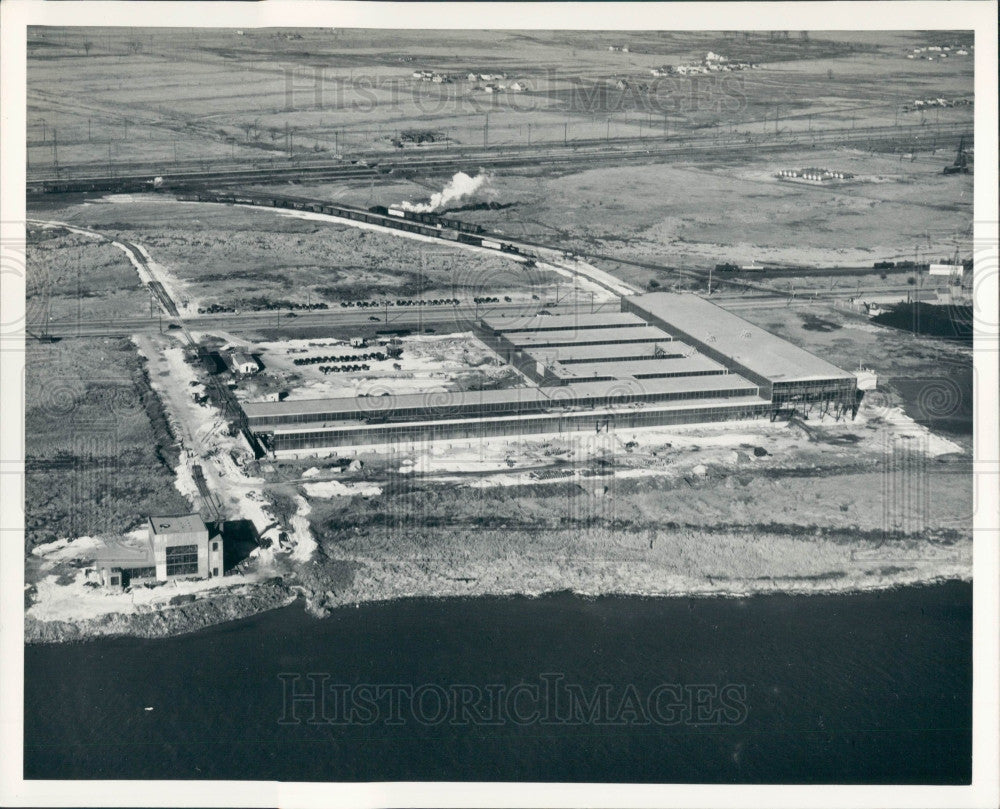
[25,582,971,783]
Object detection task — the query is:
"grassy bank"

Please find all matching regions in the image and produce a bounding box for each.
[295,463,970,613]
[25,337,191,549]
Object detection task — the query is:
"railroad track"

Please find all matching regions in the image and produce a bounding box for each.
[27,122,971,196]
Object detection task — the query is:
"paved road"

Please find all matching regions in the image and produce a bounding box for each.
[31,286,928,339]
[32,300,621,339]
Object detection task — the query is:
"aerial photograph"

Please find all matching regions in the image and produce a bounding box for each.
[17,22,980,790]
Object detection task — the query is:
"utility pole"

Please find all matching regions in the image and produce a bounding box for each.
[708,264,713,295]
[483,113,489,149]
[564,121,568,146]
[52,128,59,167]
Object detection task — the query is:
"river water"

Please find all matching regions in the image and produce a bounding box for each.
[24,581,971,784]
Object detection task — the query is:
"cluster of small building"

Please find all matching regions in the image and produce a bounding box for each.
[776,168,854,184]
[467,71,508,82]
[474,77,528,93]
[614,78,650,92]
[907,45,970,60]
[650,54,757,77]
[905,97,972,111]
[411,70,451,84]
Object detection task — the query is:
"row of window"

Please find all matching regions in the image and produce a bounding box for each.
[165,544,200,577]
[274,403,773,450]
[252,385,760,428]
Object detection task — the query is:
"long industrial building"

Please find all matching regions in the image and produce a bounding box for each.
[242,292,860,454]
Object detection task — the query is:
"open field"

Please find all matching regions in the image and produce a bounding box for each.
[28,29,972,174]
[23,337,192,550]
[25,225,151,326]
[33,195,561,314]
[229,140,973,297]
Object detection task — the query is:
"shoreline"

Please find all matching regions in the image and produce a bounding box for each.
[24,562,971,645]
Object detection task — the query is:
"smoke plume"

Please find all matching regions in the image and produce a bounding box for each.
[401,171,493,213]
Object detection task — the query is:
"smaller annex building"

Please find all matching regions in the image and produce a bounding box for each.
[225,349,258,376]
[94,514,224,589]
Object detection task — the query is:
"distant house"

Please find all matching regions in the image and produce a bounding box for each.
[929,263,964,277]
[226,349,258,375]
[508,80,528,92]
[95,514,223,589]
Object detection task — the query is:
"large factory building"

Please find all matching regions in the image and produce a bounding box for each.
[621,293,859,408]
[242,293,859,454]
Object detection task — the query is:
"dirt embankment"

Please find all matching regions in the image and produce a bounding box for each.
[24,580,294,645]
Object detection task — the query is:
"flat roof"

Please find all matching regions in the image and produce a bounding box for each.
[529,341,682,364]
[550,355,727,380]
[625,293,855,382]
[244,386,551,420]
[93,538,154,564]
[148,514,206,535]
[254,373,759,425]
[502,325,671,348]
[558,374,756,400]
[482,311,644,333]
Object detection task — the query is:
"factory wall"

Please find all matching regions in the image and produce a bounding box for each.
[270,399,773,452]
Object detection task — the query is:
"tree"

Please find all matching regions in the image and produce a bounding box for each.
[83,40,93,55]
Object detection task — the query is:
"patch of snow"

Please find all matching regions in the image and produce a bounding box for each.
[27,568,265,623]
[302,481,383,498]
[286,495,317,562]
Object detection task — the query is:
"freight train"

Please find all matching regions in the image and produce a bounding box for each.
[175,192,527,255]
[873,260,933,271]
